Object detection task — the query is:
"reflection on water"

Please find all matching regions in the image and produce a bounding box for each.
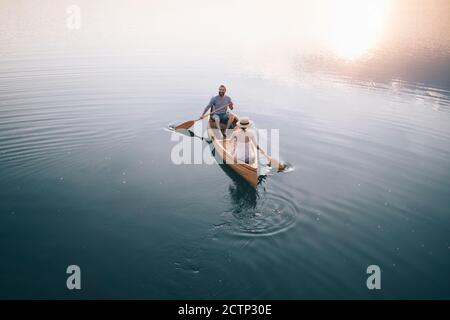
[1,0,450,299]
[215,160,298,238]
[325,0,390,59]
[2,0,449,86]
[220,164,259,210]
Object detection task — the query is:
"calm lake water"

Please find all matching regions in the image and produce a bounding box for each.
[1,0,450,299]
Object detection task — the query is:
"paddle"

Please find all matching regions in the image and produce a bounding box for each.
[256,145,286,171]
[175,104,230,130]
[176,128,210,142]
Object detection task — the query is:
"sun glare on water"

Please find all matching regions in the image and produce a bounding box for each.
[326,0,390,59]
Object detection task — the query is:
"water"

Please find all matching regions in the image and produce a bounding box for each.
[1,0,450,299]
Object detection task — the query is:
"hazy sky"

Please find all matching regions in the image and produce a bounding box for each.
[1,0,449,56]
[1,0,449,86]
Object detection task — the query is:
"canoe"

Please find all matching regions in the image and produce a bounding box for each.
[207,118,259,188]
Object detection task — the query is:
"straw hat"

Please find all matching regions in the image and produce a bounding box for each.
[237,116,252,129]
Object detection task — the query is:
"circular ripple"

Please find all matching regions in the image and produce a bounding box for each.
[225,190,299,237]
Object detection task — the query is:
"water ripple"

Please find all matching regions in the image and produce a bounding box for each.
[220,189,299,237]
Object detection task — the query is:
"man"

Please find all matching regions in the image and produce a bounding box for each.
[201,85,235,137]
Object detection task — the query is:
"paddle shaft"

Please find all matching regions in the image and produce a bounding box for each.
[255,143,286,171]
[199,103,230,120]
[175,104,230,130]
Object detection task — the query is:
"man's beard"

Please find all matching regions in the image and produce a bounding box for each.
[219,92,224,97]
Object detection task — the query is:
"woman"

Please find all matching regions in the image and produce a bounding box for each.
[229,116,257,164]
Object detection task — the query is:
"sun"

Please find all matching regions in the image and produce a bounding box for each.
[327,0,390,59]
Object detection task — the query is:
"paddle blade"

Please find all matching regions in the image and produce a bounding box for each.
[175,120,195,130]
[269,158,286,171]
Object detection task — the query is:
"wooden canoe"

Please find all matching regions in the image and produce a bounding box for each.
[207,119,259,188]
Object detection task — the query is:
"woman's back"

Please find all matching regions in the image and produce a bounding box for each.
[230,128,257,164]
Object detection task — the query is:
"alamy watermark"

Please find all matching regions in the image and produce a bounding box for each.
[66,265,81,290]
[63,264,380,291]
[170,126,280,165]
[366,265,381,290]
[66,5,81,30]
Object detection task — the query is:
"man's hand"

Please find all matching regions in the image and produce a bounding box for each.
[229,102,234,110]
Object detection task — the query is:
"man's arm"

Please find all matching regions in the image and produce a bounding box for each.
[228,99,234,110]
[201,97,214,117]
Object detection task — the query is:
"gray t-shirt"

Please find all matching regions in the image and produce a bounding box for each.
[203,95,232,115]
